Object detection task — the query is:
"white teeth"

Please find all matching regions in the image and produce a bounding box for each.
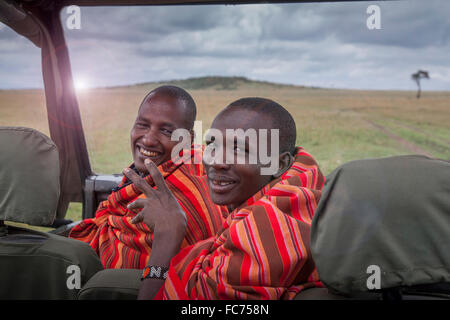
[213,180,234,186]
[140,147,159,157]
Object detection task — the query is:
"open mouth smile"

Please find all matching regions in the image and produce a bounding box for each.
[138,146,162,159]
[208,177,238,194]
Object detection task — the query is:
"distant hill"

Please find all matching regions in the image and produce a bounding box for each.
[120,76,312,91]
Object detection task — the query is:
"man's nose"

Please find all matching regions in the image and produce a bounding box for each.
[203,144,231,170]
[210,161,231,171]
[142,129,160,147]
[211,149,231,170]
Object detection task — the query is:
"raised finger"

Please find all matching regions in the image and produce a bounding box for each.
[130,212,144,224]
[123,167,154,196]
[144,159,169,192]
[127,199,146,212]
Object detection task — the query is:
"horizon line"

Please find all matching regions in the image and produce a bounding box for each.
[0,75,446,92]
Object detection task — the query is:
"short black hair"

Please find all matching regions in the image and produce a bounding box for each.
[223,97,297,155]
[140,85,197,129]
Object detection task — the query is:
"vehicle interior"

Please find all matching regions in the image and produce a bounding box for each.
[0,0,449,300]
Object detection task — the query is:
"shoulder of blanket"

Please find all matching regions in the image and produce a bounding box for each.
[175,144,206,176]
[226,196,312,250]
[295,146,314,159]
[230,182,305,219]
[290,147,321,173]
[177,161,205,176]
[227,181,320,234]
[282,147,324,190]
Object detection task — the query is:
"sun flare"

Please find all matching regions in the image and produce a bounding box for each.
[74,78,89,90]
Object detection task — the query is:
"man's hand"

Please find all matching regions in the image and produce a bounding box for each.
[124,159,188,300]
[123,159,187,240]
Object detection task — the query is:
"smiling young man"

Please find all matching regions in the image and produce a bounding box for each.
[126,97,324,300]
[69,86,224,269]
[130,86,195,171]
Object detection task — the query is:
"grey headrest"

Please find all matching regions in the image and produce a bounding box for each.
[311,155,450,294]
[0,127,60,226]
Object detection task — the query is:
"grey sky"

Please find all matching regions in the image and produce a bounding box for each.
[0,0,449,90]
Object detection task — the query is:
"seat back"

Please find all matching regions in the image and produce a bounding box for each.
[0,127,103,299]
[310,155,450,299]
[0,126,59,226]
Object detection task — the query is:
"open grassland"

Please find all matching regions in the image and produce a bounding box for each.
[1,77,449,222]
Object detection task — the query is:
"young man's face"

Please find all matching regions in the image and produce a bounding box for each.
[130,93,191,174]
[203,108,278,210]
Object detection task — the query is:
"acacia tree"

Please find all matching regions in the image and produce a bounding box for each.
[411,70,429,99]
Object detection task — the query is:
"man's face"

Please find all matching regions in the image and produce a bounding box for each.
[130,93,191,174]
[203,108,276,210]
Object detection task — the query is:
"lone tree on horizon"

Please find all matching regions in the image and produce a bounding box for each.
[411,70,429,99]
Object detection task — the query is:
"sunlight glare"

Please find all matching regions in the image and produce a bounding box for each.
[74,78,89,90]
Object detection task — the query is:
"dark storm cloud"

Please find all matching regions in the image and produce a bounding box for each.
[257,1,450,48]
[1,0,450,89]
[64,6,228,42]
[66,1,450,50]
[319,1,450,48]
[0,24,42,88]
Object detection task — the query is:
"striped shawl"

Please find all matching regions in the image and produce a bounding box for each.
[159,147,324,300]
[69,147,225,269]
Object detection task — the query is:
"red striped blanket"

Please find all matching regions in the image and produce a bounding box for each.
[159,147,324,300]
[69,147,225,269]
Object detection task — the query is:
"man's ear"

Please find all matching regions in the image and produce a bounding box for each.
[273,151,294,179]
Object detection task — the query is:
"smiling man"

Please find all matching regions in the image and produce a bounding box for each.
[126,97,324,300]
[131,86,195,171]
[69,86,225,269]
[203,100,291,210]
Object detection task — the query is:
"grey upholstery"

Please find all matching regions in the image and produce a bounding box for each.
[78,269,141,300]
[0,126,59,226]
[0,225,104,299]
[311,155,450,296]
[0,127,103,299]
[294,287,450,300]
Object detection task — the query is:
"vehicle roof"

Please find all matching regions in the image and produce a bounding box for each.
[22,0,368,8]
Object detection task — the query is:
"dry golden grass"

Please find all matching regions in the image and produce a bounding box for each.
[1,81,449,222]
[2,83,449,178]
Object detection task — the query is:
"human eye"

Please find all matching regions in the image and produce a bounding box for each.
[205,135,216,146]
[205,141,217,151]
[233,141,247,153]
[134,121,148,129]
[160,127,173,137]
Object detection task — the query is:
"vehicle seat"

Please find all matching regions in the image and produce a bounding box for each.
[0,126,103,299]
[306,155,450,300]
[77,269,141,300]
